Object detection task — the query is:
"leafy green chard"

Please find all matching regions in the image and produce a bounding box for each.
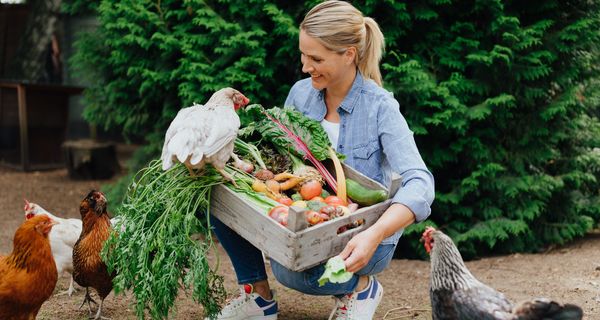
[240,104,345,192]
[102,160,226,319]
[241,104,333,161]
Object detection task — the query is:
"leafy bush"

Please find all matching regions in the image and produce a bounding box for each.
[64,0,600,260]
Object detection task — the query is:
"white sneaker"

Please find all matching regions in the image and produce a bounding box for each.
[207,284,278,320]
[328,276,383,320]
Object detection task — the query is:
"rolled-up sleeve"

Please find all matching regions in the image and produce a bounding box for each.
[378,98,435,222]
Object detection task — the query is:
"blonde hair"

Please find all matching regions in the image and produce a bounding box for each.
[301,0,385,86]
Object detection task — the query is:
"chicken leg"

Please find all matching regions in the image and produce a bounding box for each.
[79,287,98,317]
[92,298,110,320]
[216,167,238,187]
[55,275,79,296]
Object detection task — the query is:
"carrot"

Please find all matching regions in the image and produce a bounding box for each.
[252,179,268,193]
[274,172,299,182]
[265,179,281,194]
[279,177,303,191]
[252,178,285,200]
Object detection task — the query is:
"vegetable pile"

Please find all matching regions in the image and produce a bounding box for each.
[240,105,388,228]
[103,104,389,319]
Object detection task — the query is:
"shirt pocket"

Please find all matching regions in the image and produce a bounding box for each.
[353,142,379,159]
[351,140,382,181]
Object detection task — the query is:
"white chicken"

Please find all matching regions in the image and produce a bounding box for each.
[23,199,81,296]
[160,87,250,183]
[23,200,123,297]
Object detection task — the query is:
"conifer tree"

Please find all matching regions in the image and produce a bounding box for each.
[63,0,600,259]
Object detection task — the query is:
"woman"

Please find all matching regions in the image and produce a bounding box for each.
[210,1,434,319]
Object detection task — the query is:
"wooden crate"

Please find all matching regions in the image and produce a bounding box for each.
[210,163,401,272]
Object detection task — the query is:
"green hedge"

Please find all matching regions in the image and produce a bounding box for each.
[64,0,600,258]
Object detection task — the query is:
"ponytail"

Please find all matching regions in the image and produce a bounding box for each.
[361,17,385,86]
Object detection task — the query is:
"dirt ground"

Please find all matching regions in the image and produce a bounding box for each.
[1,157,599,319]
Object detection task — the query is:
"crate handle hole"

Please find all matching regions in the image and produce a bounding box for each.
[336,218,366,236]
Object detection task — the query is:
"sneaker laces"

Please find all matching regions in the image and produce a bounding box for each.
[328,295,352,320]
[221,284,253,312]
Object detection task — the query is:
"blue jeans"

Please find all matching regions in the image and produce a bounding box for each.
[211,215,396,296]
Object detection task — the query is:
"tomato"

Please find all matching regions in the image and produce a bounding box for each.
[300,180,323,200]
[324,195,346,206]
[277,212,288,226]
[277,197,293,206]
[268,206,289,226]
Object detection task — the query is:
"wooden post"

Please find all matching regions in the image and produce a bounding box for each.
[16,84,29,171]
[287,206,308,232]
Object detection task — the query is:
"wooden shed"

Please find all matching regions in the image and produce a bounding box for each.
[0,81,83,171]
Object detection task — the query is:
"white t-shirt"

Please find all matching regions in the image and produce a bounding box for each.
[320,119,340,150]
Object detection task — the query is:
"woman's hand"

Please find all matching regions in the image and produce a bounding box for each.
[338,228,383,273]
[338,203,416,273]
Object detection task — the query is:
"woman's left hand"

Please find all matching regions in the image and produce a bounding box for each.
[338,228,383,273]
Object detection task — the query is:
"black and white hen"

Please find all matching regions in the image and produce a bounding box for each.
[422,227,583,320]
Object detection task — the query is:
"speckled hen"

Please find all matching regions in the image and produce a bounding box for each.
[422,227,583,320]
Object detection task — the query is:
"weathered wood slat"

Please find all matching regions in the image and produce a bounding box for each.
[210,185,298,267]
[287,205,308,232]
[293,199,392,270]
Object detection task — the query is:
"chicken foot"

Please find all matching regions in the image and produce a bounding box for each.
[92,298,110,320]
[217,167,238,187]
[184,164,206,178]
[79,287,98,317]
[55,275,79,297]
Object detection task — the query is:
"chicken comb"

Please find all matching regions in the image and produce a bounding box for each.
[422,226,436,238]
[422,226,436,254]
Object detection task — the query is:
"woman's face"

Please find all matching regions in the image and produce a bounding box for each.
[299,30,354,91]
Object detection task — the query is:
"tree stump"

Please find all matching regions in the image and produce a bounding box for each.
[62,139,120,179]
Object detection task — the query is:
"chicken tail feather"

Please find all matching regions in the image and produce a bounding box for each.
[514,298,583,320]
[168,131,193,164]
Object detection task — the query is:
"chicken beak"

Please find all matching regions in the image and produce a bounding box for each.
[50,219,60,227]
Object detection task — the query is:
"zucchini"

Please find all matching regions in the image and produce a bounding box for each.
[345,179,388,206]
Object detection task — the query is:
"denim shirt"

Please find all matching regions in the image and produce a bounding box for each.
[285,72,435,245]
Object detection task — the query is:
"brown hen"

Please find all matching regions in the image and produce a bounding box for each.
[72,190,114,320]
[0,215,59,319]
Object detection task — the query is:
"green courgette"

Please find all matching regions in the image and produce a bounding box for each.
[345,179,388,206]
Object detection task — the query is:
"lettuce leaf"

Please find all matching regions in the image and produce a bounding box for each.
[318,256,354,286]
